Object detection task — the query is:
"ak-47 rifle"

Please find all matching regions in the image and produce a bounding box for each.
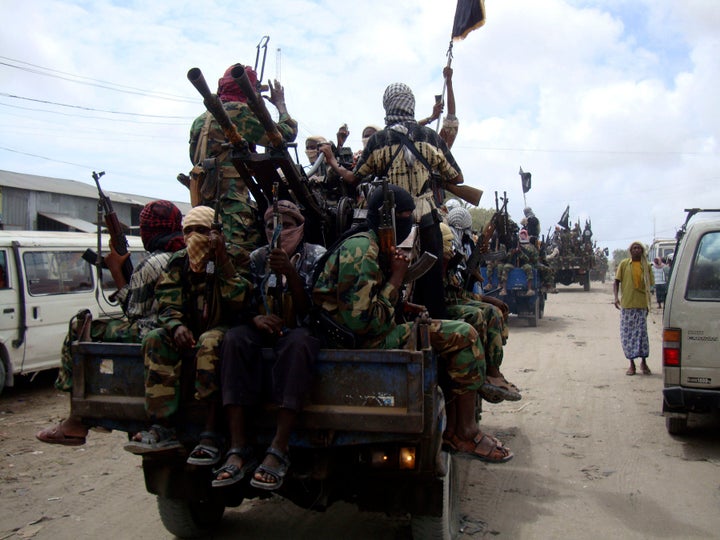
[83,171,133,285]
[374,179,437,283]
[263,181,284,317]
[442,181,483,207]
[187,67,270,220]
[463,191,509,291]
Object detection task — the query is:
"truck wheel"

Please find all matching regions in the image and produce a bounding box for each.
[538,294,545,319]
[0,358,6,396]
[527,296,539,327]
[410,451,461,540]
[583,273,591,291]
[157,496,225,539]
[666,416,688,435]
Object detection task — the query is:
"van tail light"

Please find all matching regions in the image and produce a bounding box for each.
[663,328,681,366]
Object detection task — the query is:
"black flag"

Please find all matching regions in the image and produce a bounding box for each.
[519,167,532,193]
[452,0,486,41]
[558,205,570,230]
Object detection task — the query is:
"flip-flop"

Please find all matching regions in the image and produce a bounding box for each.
[626,367,636,376]
[641,365,652,375]
[36,425,86,446]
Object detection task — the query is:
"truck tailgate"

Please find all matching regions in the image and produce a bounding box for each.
[71,342,426,434]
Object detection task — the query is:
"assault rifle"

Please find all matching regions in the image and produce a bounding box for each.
[82,171,133,285]
[263,181,284,316]
[375,179,437,284]
[463,192,509,291]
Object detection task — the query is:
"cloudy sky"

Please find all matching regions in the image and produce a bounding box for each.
[1,0,718,254]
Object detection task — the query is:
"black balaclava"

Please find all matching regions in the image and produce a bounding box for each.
[366,184,415,244]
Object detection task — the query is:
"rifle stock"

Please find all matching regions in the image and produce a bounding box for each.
[443,182,483,206]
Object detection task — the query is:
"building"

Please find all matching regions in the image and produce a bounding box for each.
[0,170,191,234]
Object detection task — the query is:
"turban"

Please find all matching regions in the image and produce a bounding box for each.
[217,64,258,103]
[383,83,415,125]
[446,207,473,231]
[139,200,184,252]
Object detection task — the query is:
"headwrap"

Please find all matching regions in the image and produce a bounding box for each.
[628,241,651,301]
[523,207,535,219]
[447,207,473,231]
[263,200,305,256]
[383,83,415,126]
[361,125,381,149]
[139,200,185,252]
[182,205,215,272]
[444,198,462,212]
[217,64,258,103]
[366,184,416,245]
[305,135,328,164]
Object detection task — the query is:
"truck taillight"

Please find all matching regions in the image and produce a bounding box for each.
[663,328,681,366]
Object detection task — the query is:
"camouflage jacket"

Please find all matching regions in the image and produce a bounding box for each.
[312,231,400,348]
[189,102,297,179]
[155,249,251,336]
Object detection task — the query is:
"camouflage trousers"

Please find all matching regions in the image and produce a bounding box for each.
[501,263,533,283]
[447,299,505,369]
[55,318,139,392]
[142,326,226,420]
[381,319,485,395]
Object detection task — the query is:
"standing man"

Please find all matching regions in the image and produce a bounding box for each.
[613,241,654,376]
[319,81,477,318]
[188,63,298,266]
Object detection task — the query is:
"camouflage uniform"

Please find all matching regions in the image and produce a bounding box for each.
[501,242,539,284]
[143,249,250,419]
[55,251,173,392]
[313,230,485,395]
[189,103,297,264]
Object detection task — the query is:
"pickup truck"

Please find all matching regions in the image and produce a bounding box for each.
[69,319,461,539]
[481,266,545,327]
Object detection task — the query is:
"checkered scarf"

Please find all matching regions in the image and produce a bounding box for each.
[139,200,184,252]
[183,205,215,272]
[383,83,415,125]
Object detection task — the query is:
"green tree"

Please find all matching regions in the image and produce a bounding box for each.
[612,249,629,267]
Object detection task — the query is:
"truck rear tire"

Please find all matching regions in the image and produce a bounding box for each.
[665,416,688,435]
[0,358,6,396]
[583,273,591,291]
[157,496,225,539]
[527,296,539,327]
[410,451,460,540]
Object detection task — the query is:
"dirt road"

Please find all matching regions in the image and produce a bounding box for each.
[2,282,719,539]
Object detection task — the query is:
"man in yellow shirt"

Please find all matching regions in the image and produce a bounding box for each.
[613,241,654,375]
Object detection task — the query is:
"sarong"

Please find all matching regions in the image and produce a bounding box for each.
[620,308,649,360]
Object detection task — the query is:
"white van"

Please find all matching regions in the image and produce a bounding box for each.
[662,209,720,434]
[0,231,146,393]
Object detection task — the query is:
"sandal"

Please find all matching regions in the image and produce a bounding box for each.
[187,431,222,466]
[445,432,513,463]
[641,364,652,375]
[485,375,522,401]
[626,366,636,376]
[250,447,290,491]
[123,425,183,455]
[212,447,258,488]
[36,423,87,446]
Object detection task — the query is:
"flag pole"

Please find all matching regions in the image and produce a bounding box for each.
[435,40,454,132]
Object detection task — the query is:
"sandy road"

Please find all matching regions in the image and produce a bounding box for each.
[1,281,719,539]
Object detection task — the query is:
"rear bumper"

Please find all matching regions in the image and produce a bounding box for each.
[663,386,720,414]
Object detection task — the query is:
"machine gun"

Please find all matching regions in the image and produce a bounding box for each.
[463,191,509,291]
[82,171,133,286]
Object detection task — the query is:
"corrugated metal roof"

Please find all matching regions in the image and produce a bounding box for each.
[0,170,192,215]
[37,211,99,233]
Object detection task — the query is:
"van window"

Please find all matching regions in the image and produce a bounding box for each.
[23,251,93,295]
[686,231,720,301]
[0,250,8,289]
